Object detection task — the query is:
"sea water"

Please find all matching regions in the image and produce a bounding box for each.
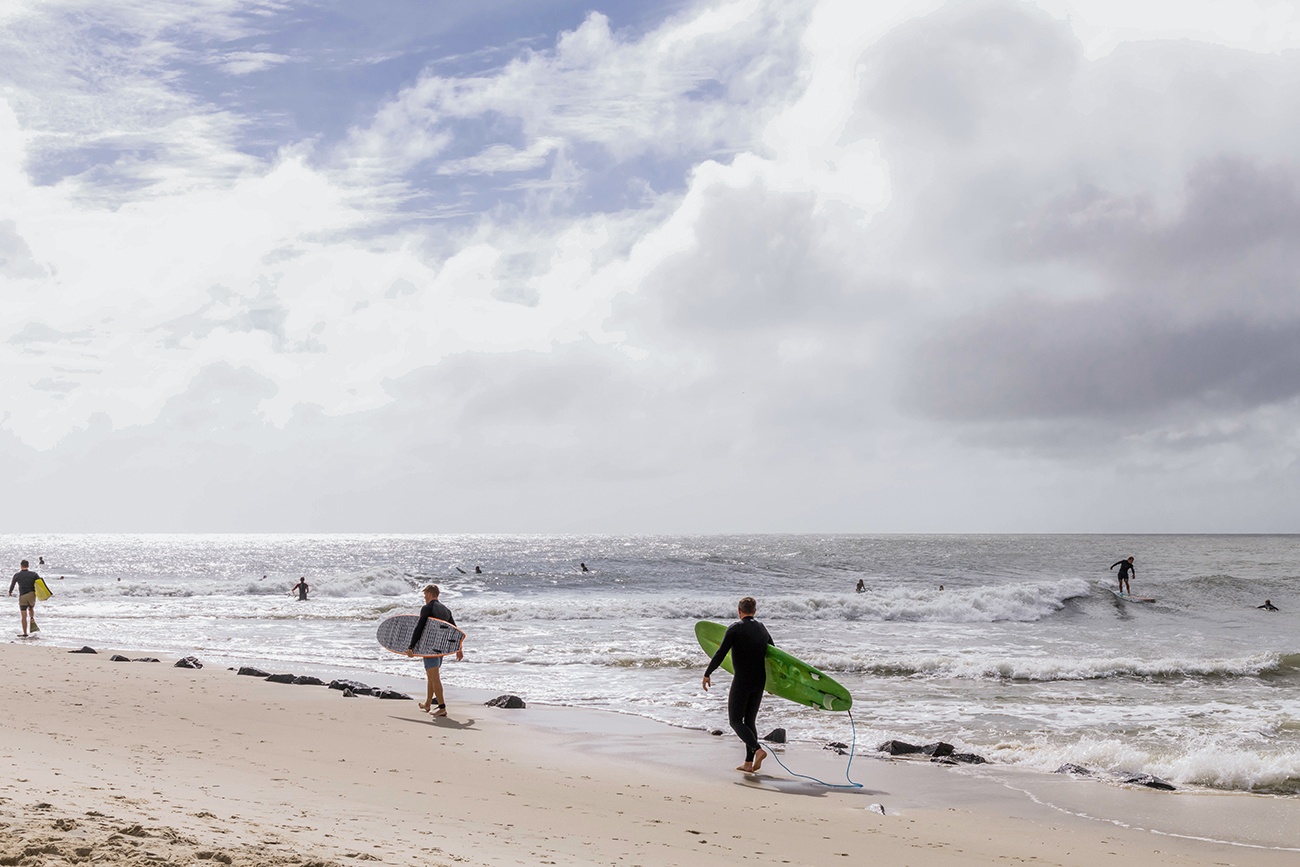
[4,533,1297,795]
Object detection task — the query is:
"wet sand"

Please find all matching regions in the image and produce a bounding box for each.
[1,641,1296,866]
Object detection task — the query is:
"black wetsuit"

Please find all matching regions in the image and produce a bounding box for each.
[409,599,456,650]
[1110,560,1134,588]
[704,616,774,763]
[294,581,309,601]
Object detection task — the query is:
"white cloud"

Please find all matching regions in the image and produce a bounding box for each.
[217,50,290,76]
[5,0,1300,530]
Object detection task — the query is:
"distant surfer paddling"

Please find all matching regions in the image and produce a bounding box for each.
[405,585,463,717]
[855,579,865,593]
[9,560,41,636]
[1258,599,1279,611]
[1110,556,1135,595]
[702,596,774,774]
[291,577,309,601]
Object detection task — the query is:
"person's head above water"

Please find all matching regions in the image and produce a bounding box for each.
[738,596,756,616]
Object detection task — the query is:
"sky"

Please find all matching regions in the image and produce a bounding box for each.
[3,0,1300,533]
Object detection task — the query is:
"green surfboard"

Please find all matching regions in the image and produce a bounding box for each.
[695,620,852,712]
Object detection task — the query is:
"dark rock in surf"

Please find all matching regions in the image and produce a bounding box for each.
[762,728,787,744]
[878,740,922,755]
[485,694,526,709]
[110,655,130,662]
[132,658,160,663]
[265,673,295,684]
[950,753,988,764]
[1122,774,1176,791]
[174,656,203,669]
[1054,764,1094,777]
[710,729,724,736]
[329,679,372,693]
[377,689,412,700]
[69,647,97,654]
[291,675,325,686]
[825,742,849,755]
[238,667,271,678]
[921,742,955,758]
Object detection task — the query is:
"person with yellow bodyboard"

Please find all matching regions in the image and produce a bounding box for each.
[9,560,48,637]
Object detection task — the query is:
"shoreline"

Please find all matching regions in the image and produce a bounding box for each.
[3,639,1298,866]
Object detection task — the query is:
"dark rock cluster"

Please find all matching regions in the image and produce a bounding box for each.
[174,656,203,669]
[485,694,526,709]
[1053,764,1175,790]
[876,740,990,765]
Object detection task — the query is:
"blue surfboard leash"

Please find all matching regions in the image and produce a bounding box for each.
[765,709,863,789]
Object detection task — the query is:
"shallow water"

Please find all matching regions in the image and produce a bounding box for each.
[5,533,1297,794]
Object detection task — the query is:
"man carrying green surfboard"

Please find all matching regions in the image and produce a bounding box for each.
[702,596,774,774]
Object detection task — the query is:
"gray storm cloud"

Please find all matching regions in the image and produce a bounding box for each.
[850,2,1300,434]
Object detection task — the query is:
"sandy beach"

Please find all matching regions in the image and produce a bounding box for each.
[1,641,1296,867]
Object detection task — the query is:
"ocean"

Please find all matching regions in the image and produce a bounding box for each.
[5,533,1297,795]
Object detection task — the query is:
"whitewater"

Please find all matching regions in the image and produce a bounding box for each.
[5,533,1298,795]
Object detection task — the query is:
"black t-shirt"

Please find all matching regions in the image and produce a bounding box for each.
[10,570,39,595]
[705,616,774,688]
[409,599,456,649]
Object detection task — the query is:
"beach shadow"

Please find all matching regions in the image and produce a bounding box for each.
[388,715,479,732]
[735,774,886,799]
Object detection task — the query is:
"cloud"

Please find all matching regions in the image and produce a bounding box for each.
[335,3,812,196]
[0,220,45,278]
[5,0,1300,531]
[216,49,290,76]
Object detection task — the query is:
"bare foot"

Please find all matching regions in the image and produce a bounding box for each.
[736,762,754,773]
[752,748,767,772]
[432,707,448,718]
[418,701,431,712]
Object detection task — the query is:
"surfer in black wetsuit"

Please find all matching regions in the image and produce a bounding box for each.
[291,577,309,601]
[1258,599,1279,611]
[702,596,774,773]
[1110,556,1135,594]
[405,585,463,716]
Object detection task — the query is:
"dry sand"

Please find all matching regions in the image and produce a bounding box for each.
[1,641,1296,866]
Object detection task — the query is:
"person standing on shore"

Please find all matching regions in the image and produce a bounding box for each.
[9,560,41,636]
[291,577,310,601]
[405,585,463,717]
[1110,556,1135,594]
[702,596,774,774]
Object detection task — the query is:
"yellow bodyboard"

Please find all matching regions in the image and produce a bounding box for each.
[33,578,52,601]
